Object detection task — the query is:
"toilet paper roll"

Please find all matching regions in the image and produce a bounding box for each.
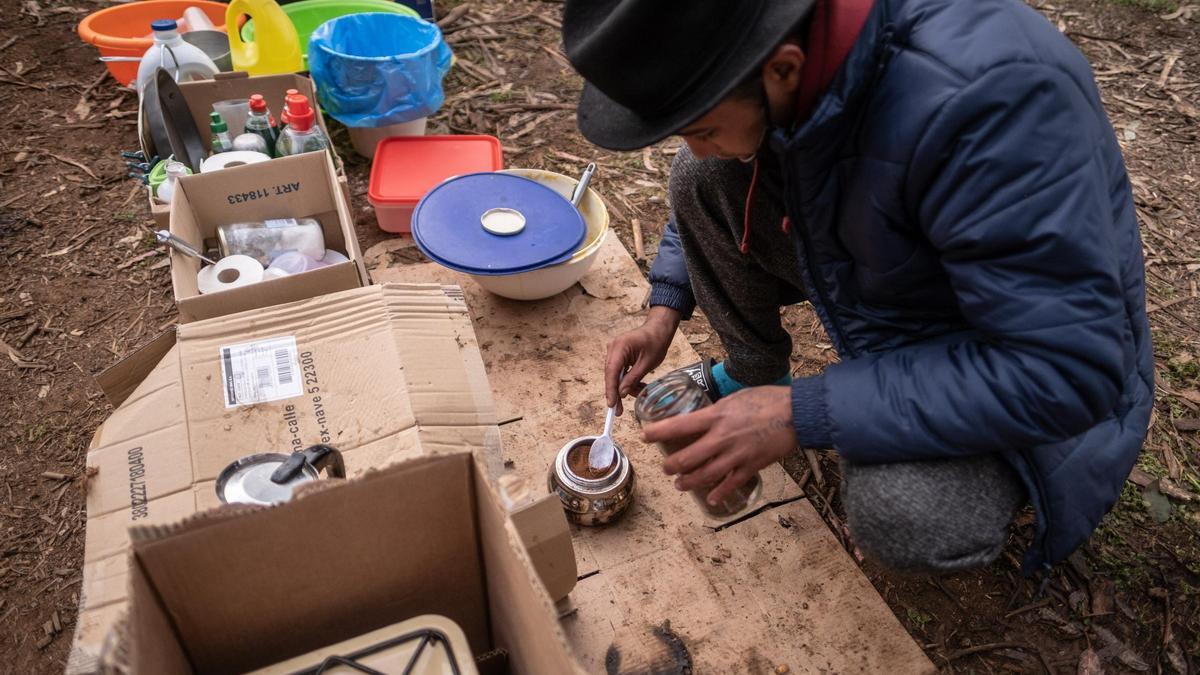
[200,151,273,173]
[197,255,264,294]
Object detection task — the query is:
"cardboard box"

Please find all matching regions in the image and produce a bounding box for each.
[110,453,582,674]
[168,150,368,322]
[148,72,351,229]
[70,284,527,673]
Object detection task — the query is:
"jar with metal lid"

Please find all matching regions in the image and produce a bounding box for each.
[634,371,762,519]
[216,217,326,266]
[215,444,345,506]
[548,435,635,526]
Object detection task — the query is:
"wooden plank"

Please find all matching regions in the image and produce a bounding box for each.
[366,235,933,674]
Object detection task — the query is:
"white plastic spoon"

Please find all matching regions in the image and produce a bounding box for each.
[588,405,617,470]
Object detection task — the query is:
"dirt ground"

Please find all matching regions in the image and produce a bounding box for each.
[1,0,1197,672]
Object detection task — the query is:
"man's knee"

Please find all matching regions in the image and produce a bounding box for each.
[841,456,1024,574]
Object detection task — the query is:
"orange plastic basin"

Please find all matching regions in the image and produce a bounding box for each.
[78,0,229,86]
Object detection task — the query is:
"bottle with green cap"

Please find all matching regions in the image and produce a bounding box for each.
[210,112,234,154]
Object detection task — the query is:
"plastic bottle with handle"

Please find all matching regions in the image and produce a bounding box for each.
[226,0,303,75]
[135,19,218,96]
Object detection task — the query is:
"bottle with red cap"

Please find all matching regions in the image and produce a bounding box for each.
[245,94,278,156]
[275,93,331,157]
[279,88,300,130]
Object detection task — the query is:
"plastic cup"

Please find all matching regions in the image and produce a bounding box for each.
[212,99,251,136]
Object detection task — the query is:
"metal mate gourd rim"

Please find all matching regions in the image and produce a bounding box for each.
[411,172,587,276]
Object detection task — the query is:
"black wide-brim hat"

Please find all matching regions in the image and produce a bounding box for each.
[564,0,818,151]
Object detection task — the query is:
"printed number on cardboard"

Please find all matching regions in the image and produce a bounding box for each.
[219,336,303,408]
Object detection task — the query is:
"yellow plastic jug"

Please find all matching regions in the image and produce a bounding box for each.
[226,0,303,75]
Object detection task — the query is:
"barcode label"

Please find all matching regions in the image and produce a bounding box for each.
[275,349,293,385]
[264,218,299,229]
[219,336,303,408]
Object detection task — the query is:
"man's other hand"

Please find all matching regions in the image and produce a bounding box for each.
[604,306,681,415]
[644,385,795,506]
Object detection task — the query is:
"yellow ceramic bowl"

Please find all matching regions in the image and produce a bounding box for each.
[499,168,608,262]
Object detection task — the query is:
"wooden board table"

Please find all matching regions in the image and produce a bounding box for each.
[366,235,934,674]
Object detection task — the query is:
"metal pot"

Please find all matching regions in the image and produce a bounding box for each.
[547,435,634,526]
[182,30,232,72]
[216,444,345,506]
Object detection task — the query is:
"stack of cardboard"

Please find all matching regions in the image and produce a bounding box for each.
[75,93,582,669]
[117,453,581,674]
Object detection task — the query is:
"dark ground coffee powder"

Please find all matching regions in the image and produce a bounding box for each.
[567,440,617,480]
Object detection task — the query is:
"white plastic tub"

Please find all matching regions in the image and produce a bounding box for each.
[348,117,427,159]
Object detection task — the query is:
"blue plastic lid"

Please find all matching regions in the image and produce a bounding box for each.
[412,173,586,276]
[151,19,178,32]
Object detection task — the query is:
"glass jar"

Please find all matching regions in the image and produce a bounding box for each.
[216,217,326,266]
[634,371,762,519]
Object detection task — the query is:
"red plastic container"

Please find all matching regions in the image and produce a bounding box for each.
[368,135,503,233]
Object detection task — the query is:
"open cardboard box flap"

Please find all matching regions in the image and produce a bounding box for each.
[116,452,583,674]
[93,329,177,408]
[74,284,576,673]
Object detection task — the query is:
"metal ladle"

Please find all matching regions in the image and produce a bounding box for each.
[569,162,596,207]
[156,229,216,265]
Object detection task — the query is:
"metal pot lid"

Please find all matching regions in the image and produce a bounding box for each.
[216,453,319,506]
[411,173,586,276]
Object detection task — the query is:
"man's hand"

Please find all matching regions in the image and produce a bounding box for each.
[605,306,681,415]
[643,385,795,506]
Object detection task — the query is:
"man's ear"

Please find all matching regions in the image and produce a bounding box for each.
[762,44,806,94]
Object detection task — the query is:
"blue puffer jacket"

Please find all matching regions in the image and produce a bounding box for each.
[649,0,1154,572]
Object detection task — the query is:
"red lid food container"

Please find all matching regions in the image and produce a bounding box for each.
[368,135,504,233]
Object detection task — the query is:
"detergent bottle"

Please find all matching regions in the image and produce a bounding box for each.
[245,94,279,156]
[226,0,303,75]
[275,94,330,157]
[135,19,219,96]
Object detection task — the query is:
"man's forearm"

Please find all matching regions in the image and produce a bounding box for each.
[645,305,682,337]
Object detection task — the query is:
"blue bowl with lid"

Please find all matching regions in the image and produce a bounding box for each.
[413,171,607,300]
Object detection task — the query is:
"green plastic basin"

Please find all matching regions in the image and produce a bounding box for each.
[242,0,420,67]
